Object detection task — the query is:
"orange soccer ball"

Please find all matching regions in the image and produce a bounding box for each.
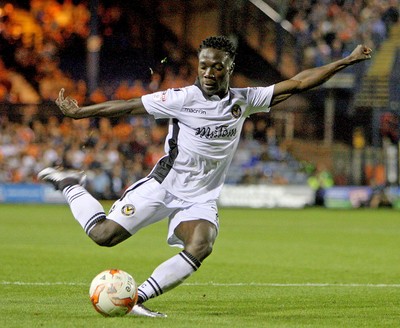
[89,269,138,317]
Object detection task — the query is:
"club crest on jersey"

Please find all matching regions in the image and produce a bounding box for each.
[121,204,135,216]
[231,105,242,118]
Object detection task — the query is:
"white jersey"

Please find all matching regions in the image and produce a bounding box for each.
[141,83,274,203]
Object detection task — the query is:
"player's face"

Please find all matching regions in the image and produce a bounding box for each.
[197,48,234,98]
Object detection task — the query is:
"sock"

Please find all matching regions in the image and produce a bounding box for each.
[137,250,201,303]
[63,185,106,234]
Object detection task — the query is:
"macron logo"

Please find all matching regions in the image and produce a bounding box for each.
[182,107,207,115]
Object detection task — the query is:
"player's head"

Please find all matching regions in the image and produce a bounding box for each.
[198,36,237,61]
[197,36,237,98]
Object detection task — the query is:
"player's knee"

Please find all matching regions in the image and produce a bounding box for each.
[200,242,213,260]
[186,240,213,262]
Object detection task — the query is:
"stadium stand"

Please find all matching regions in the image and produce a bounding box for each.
[0,0,398,199]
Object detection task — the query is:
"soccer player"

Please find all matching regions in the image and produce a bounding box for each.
[38,36,372,317]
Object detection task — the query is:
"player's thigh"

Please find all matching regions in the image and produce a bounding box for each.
[167,201,219,252]
[107,178,171,235]
[175,219,218,246]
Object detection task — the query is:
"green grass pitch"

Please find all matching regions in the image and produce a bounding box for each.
[0,203,399,327]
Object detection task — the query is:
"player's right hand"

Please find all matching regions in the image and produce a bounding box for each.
[55,88,80,117]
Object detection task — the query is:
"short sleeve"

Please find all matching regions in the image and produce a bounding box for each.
[141,88,185,119]
[246,85,275,115]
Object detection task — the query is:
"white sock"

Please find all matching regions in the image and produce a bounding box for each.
[137,251,201,303]
[63,185,106,234]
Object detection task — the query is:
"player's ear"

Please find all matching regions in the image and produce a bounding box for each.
[229,62,235,74]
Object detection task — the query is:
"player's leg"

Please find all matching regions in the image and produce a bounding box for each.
[174,219,218,261]
[61,182,131,246]
[38,167,130,246]
[88,220,131,246]
[131,219,217,317]
[136,219,217,300]
[132,199,219,316]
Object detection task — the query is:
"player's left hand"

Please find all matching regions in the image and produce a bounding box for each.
[55,88,80,118]
[348,45,372,63]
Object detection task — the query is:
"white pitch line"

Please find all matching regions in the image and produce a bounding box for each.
[183,282,400,288]
[1,281,400,288]
[1,281,87,286]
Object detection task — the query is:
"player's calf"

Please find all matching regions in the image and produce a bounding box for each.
[38,167,130,247]
[88,219,131,247]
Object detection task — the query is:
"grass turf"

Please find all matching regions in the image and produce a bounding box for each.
[0,204,399,327]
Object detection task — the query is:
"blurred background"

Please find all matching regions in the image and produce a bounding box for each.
[0,0,399,208]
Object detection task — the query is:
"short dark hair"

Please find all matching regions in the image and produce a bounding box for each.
[198,36,237,60]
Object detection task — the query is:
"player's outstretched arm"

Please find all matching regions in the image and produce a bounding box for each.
[55,88,147,119]
[270,45,372,107]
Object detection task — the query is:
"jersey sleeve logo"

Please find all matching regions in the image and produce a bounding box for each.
[231,104,242,119]
[152,91,168,102]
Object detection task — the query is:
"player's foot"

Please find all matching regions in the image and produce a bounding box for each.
[38,167,87,191]
[129,303,167,318]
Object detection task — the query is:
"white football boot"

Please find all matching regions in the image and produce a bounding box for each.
[38,167,87,191]
[129,303,167,318]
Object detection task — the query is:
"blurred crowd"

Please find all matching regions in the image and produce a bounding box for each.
[0,0,89,103]
[0,1,398,105]
[285,0,399,68]
[0,111,310,198]
[0,0,399,198]
[0,0,195,105]
[0,112,167,198]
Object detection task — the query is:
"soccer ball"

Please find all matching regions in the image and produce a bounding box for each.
[89,269,138,317]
